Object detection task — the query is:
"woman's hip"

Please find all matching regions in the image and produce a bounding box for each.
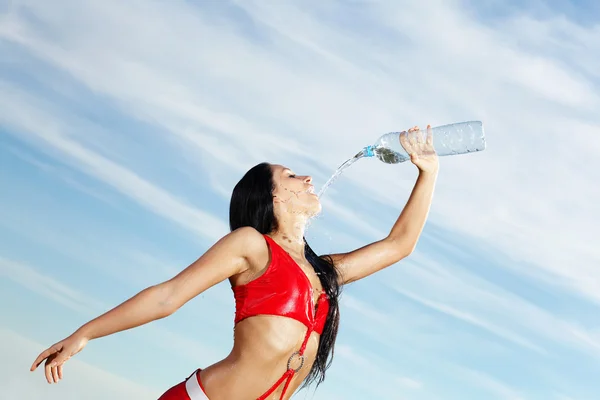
[158,369,209,400]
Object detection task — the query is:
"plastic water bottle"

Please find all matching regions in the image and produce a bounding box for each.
[361,121,486,164]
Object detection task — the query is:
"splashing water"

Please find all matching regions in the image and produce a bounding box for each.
[317,150,365,198]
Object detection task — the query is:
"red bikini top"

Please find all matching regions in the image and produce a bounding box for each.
[233,235,330,335]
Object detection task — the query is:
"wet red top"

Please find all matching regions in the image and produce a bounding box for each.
[233,235,329,334]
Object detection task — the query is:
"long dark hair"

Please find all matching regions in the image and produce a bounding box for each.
[229,162,342,388]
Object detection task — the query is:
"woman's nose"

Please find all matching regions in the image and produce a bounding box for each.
[303,176,312,183]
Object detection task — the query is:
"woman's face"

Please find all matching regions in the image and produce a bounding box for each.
[271,164,321,217]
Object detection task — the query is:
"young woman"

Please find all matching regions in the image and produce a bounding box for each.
[30,126,438,399]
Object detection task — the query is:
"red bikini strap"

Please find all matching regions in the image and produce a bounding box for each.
[258,326,315,400]
[257,370,294,400]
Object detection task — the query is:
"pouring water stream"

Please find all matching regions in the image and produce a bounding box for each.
[317,150,365,198]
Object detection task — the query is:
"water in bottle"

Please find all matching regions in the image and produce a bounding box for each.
[361,121,486,164]
[317,121,486,197]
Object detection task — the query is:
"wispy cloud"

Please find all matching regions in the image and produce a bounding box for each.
[6,145,122,208]
[387,249,600,356]
[1,255,225,363]
[335,343,425,398]
[0,83,229,242]
[0,257,106,315]
[395,376,423,390]
[452,365,525,400]
[393,287,548,355]
[0,328,160,400]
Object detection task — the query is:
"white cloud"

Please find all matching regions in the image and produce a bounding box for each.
[0,83,229,242]
[452,365,525,400]
[342,294,391,326]
[395,376,423,390]
[386,250,600,356]
[392,287,548,354]
[316,197,387,240]
[554,395,576,400]
[6,144,123,208]
[335,344,425,398]
[0,257,107,315]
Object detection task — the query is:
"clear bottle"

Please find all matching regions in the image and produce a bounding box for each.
[360,121,486,164]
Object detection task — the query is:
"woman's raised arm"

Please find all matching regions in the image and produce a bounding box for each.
[329,125,439,284]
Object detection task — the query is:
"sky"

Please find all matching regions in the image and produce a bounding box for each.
[0,0,598,399]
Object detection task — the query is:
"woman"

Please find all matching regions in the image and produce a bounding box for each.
[30,126,439,399]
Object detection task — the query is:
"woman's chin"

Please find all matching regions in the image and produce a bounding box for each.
[309,202,322,217]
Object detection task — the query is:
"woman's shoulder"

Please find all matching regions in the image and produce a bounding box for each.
[225,227,271,279]
[227,227,268,258]
[229,226,264,242]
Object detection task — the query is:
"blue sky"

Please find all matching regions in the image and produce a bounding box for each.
[1,1,599,399]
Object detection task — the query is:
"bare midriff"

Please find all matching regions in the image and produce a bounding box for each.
[198,315,321,400]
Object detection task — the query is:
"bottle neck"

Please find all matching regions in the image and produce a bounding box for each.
[361,145,375,158]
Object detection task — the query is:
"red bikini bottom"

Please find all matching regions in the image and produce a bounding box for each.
[158,369,208,400]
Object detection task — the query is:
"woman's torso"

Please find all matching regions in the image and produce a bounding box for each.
[197,235,329,400]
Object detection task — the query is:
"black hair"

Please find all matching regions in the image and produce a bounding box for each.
[229,162,342,389]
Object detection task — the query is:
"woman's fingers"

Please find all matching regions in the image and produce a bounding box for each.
[426,124,433,145]
[31,347,55,371]
[403,123,436,157]
[37,346,65,384]
[411,126,421,146]
[51,364,60,383]
[399,130,410,152]
[45,358,63,384]
[45,360,53,384]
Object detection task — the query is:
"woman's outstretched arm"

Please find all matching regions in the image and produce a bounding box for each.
[328,125,439,284]
[30,226,264,383]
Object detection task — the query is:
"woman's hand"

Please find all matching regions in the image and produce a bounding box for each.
[30,332,89,384]
[400,125,439,174]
